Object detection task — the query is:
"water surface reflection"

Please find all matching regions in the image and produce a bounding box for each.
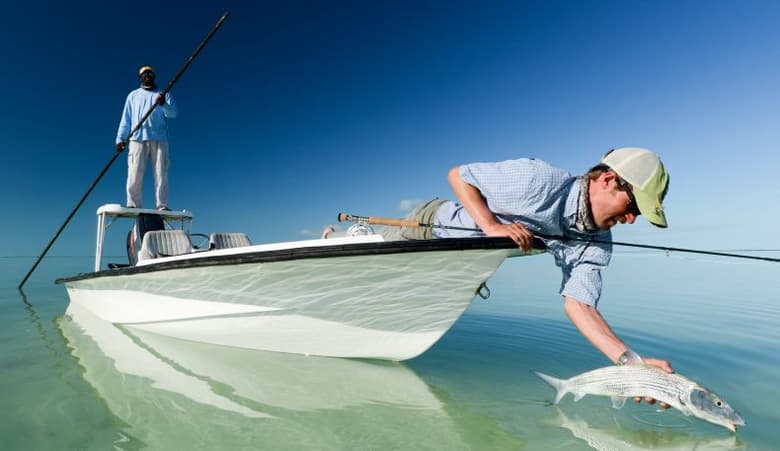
[57,303,523,450]
[552,408,744,451]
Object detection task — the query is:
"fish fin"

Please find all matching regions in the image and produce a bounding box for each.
[533,371,568,404]
[611,396,627,409]
[572,391,586,402]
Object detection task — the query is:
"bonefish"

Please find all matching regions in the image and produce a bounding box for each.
[534,365,744,432]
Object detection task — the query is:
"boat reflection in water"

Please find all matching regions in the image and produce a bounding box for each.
[58,302,520,450]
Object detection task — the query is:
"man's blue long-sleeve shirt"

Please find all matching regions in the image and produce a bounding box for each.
[116,88,178,143]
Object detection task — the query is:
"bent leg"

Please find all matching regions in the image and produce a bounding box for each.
[380,198,446,241]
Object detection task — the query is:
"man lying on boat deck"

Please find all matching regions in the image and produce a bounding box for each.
[382,147,672,406]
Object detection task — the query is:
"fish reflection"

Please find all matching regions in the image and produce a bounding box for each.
[58,302,516,450]
[553,409,744,451]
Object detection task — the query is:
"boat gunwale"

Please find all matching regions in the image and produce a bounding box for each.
[56,237,542,284]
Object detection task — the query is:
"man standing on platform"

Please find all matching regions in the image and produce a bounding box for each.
[116,65,178,210]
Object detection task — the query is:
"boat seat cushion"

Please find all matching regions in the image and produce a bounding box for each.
[209,232,251,249]
[137,230,194,262]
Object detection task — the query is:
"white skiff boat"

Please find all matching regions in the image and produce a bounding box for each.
[56,203,534,360]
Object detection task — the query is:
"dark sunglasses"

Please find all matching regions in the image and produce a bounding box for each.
[140,71,155,77]
[616,176,641,216]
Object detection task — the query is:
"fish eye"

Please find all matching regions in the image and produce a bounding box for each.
[716,400,723,407]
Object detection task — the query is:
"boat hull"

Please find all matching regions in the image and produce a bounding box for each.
[60,238,527,360]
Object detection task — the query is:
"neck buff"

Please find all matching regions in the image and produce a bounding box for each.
[575,176,599,233]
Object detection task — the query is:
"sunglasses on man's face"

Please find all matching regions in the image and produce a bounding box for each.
[616,177,641,216]
[140,71,155,77]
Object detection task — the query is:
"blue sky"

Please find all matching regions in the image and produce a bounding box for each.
[3,1,780,263]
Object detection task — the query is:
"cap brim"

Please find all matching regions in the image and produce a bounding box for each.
[634,188,667,228]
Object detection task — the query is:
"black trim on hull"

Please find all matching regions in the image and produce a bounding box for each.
[56,237,543,284]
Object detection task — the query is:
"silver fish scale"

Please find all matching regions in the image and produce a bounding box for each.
[565,365,693,409]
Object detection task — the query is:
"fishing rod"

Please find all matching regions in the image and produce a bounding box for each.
[337,212,780,263]
[19,11,231,290]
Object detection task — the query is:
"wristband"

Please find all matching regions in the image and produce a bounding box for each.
[616,349,643,366]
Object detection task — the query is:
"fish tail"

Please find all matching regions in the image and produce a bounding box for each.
[533,371,567,404]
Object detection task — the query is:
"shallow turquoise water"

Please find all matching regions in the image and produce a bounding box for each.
[1,252,778,450]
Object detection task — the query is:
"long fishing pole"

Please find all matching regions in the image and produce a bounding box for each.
[19,11,231,290]
[337,212,780,263]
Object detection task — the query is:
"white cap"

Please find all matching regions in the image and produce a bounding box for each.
[601,147,670,228]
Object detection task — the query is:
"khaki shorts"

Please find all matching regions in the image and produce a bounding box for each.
[380,198,448,241]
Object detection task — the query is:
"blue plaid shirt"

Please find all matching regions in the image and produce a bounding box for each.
[434,158,612,306]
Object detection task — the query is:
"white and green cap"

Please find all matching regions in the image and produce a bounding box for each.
[601,147,670,228]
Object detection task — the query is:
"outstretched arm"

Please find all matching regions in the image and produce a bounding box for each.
[564,296,673,407]
[563,296,672,370]
[448,166,535,250]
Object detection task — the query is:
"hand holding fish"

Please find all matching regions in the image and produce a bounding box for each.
[634,357,673,408]
[562,299,675,409]
[642,357,672,373]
